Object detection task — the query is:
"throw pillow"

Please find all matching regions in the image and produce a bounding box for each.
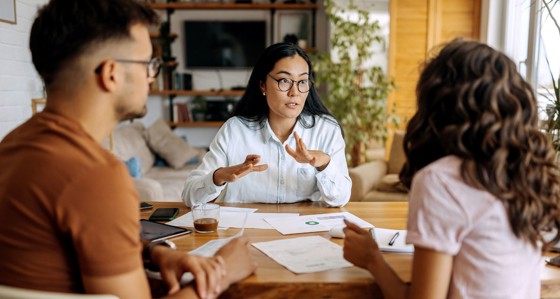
[145,118,199,169]
[124,156,142,178]
[377,174,408,193]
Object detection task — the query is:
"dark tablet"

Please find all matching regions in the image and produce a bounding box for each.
[140,219,192,242]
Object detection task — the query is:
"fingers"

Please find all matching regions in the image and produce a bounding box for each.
[190,256,225,299]
[285,144,297,159]
[160,267,181,296]
[343,219,365,234]
[244,154,261,164]
[252,163,268,172]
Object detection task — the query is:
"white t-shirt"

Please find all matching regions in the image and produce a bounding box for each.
[406,155,541,299]
[182,115,351,207]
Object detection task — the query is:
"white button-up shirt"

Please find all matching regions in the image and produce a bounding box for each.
[182,115,351,207]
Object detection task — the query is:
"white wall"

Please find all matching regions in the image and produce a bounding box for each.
[0,0,47,140]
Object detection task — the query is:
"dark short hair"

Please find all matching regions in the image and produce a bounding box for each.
[30,0,158,86]
[233,42,338,129]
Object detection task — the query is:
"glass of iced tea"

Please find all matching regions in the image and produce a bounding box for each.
[192,203,220,233]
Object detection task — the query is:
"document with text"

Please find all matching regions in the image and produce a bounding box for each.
[252,236,352,273]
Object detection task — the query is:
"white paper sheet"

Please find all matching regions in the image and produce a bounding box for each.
[264,212,374,235]
[166,210,298,229]
[252,236,352,273]
[166,206,257,227]
[371,228,414,253]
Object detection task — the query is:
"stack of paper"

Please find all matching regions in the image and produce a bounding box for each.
[371,228,414,253]
[166,207,299,229]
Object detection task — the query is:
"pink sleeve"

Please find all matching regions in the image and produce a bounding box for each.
[405,169,472,255]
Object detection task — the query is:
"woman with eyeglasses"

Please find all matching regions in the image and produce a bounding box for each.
[182,42,351,207]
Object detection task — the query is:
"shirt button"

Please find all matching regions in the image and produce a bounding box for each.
[281,180,284,184]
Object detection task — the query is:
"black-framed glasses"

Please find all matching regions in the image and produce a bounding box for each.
[267,74,312,93]
[114,57,162,78]
[95,57,162,78]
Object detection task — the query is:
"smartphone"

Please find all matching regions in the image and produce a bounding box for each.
[140,202,153,211]
[149,208,179,222]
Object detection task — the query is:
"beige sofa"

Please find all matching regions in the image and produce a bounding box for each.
[349,131,408,202]
[111,120,205,202]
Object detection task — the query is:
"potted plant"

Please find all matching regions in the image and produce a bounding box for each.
[191,96,207,122]
[312,0,396,167]
[541,1,560,152]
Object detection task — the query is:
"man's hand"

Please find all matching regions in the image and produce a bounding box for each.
[213,155,268,186]
[215,236,257,290]
[285,132,330,171]
[151,246,226,299]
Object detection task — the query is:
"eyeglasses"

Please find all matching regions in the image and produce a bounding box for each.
[95,57,162,78]
[114,57,162,78]
[267,74,312,93]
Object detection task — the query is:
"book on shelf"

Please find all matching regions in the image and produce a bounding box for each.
[173,103,191,123]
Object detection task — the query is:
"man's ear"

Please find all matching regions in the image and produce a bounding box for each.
[96,60,119,92]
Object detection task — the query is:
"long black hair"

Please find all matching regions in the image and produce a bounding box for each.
[233,42,338,129]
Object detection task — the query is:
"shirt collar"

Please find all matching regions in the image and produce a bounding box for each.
[262,116,306,145]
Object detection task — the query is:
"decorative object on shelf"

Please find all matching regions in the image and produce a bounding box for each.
[312,0,396,167]
[191,96,208,122]
[274,10,311,44]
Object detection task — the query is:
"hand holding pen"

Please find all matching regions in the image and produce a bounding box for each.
[342,219,382,271]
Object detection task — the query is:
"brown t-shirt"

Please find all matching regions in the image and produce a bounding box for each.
[0,111,142,292]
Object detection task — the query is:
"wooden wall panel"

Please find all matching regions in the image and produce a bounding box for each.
[388,0,481,130]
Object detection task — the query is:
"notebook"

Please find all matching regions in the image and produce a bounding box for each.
[371,228,414,253]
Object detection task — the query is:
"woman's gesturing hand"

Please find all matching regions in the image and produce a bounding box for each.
[285,132,330,171]
[212,154,268,186]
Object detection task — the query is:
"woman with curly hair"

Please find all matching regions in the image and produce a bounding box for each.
[343,39,560,298]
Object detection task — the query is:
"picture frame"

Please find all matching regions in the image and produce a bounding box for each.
[274,10,312,49]
[31,98,46,115]
[0,0,16,24]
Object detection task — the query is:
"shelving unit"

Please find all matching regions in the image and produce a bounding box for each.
[149,1,319,127]
[151,3,318,10]
[168,121,224,128]
[149,89,245,97]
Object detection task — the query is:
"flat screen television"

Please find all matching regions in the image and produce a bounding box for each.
[183,21,266,69]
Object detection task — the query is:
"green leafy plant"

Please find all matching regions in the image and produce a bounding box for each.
[312,0,396,167]
[191,96,207,122]
[541,1,560,150]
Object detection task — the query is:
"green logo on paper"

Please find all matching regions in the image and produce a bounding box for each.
[305,221,319,225]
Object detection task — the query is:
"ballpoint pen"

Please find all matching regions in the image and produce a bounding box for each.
[388,232,400,246]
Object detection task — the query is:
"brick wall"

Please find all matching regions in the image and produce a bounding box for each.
[0,0,48,140]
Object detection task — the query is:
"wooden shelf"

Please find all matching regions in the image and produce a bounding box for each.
[150,3,318,10]
[169,121,224,127]
[149,32,178,39]
[150,89,245,96]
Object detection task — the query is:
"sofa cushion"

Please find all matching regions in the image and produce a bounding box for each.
[377,174,408,193]
[112,122,155,175]
[123,156,142,178]
[145,119,199,169]
[144,163,200,201]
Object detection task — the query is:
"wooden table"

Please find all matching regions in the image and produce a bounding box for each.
[142,202,560,299]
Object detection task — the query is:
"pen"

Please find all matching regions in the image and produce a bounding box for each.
[388,232,400,246]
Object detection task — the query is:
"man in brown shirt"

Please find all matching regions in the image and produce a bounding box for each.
[0,1,256,298]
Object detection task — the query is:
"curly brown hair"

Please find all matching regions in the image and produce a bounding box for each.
[399,38,560,249]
